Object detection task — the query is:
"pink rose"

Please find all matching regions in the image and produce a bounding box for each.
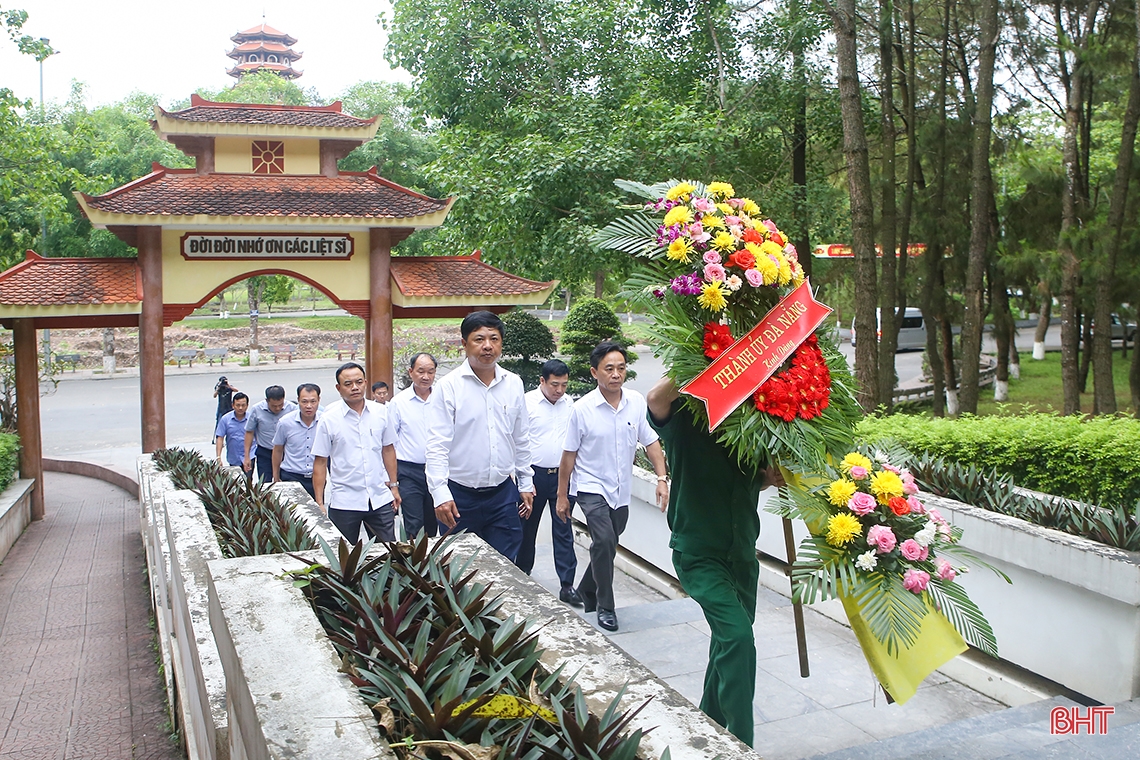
[849,465,868,480]
[867,524,897,554]
[724,215,742,227]
[901,471,919,495]
[689,223,711,243]
[882,463,901,474]
[763,219,778,233]
[784,243,798,260]
[744,269,764,287]
[900,539,924,561]
[847,491,877,516]
[693,197,716,214]
[936,560,956,581]
[704,263,726,282]
[928,508,946,525]
[907,496,925,514]
[938,524,953,540]
[703,250,722,264]
[903,569,930,594]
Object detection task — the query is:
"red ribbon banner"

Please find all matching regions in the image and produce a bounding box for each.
[682,280,833,431]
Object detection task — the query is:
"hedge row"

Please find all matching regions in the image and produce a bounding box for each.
[0,433,18,493]
[857,413,1140,507]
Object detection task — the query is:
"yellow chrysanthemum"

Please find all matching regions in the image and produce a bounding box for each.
[840,452,874,475]
[826,513,863,547]
[776,258,793,286]
[755,255,778,285]
[666,182,696,201]
[716,202,734,215]
[666,238,693,262]
[711,231,737,252]
[707,181,735,199]
[870,470,905,505]
[744,241,764,258]
[790,260,805,287]
[827,478,858,507]
[740,198,760,216]
[759,240,783,258]
[663,205,694,228]
[701,215,724,229]
[698,281,728,311]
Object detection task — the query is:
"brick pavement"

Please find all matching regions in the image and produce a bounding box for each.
[0,472,182,760]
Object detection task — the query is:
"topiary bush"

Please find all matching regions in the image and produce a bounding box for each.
[0,433,19,492]
[500,308,556,390]
[857,413,1140,507]
[560,298,636,395]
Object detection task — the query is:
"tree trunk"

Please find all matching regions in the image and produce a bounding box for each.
[991,265,1012,402]
[102,327,116,375]
[1033,284,1052,360]
[1009,321,1021,379]
[958,0,999,415]
[1079,310,1094,396]
[248,279,266,351]
[1092,13,1140,414]
[877,0,899,410]
[593,269,605,298]
[831,0,879,411]
[792,0,811,280]
[1059,0,1101,415]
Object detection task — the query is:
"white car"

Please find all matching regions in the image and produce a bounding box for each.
[851,308,927,352]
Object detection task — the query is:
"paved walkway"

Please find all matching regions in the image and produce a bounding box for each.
[527,536,1006,759]
[0,473,181,760]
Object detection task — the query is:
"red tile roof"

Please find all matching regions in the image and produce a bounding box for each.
[391,254,555,298]
[80,166,449,220]
[0,251,141,305]
[159,95,369,128]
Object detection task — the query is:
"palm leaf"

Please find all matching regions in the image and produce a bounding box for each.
[849,572,929,656]
[591,212,660,255]
[926,578,1000,658]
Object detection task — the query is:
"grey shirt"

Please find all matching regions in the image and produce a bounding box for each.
[244,399,298,449]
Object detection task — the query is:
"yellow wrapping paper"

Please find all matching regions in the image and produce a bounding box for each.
[840,595,967,704]
[778,466,968,704]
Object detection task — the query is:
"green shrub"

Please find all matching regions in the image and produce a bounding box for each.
[501,309,556,390]
[857,413,1140,507]
[560,298,636,395]
[0,433,19,492]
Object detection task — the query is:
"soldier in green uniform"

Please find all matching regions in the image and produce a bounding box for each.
[647,378,784,748]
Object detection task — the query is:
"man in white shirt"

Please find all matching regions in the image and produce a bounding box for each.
[271,383,322,498]
[312,363,402,542]
[557,341,668,631]
[516,359,582,606]
[390,352,438,540]
[426,311,535,562]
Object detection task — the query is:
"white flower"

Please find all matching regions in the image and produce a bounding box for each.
[726,274,743,292]
[855,551,878,572]
[914,521,937,547]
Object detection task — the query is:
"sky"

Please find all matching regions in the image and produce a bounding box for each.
[0,0,408,109]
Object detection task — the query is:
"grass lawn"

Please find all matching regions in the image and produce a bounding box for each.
[972,350,1135,416]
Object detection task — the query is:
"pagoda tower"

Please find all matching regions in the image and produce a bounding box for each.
[226,23,303,80]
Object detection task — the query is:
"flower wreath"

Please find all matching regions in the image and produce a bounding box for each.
[596,179,860,475]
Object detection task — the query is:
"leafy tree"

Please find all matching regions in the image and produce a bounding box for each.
[195,69,316,106]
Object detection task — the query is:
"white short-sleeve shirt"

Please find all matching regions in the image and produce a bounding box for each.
[390,386,433,464]
[525,388,574,469]
[311,399,397,512]
[563,387,658,509]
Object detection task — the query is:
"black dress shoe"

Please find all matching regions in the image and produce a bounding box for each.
[596,609,619,631]
[559,586,584,607]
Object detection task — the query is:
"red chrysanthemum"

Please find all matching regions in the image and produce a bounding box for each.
[703,322,733,359]
[753,341,833,422]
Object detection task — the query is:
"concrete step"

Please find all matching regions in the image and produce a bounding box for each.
[810,695,1080,759]
[813,697,1140,759]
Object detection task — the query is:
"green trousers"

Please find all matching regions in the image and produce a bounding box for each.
[673,550,758,748]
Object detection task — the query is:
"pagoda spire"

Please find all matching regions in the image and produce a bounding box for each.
[226,22,303,80]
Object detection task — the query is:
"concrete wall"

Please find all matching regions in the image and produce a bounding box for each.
[0,479,34,564]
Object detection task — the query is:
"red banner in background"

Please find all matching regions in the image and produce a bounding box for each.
[682,280,833,431]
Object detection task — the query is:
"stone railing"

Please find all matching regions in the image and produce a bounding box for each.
[138,455,753,759]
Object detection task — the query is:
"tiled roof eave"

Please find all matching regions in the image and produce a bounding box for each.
[75,208,454,231]
[152,113,379,139]
[391,288,557,309]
